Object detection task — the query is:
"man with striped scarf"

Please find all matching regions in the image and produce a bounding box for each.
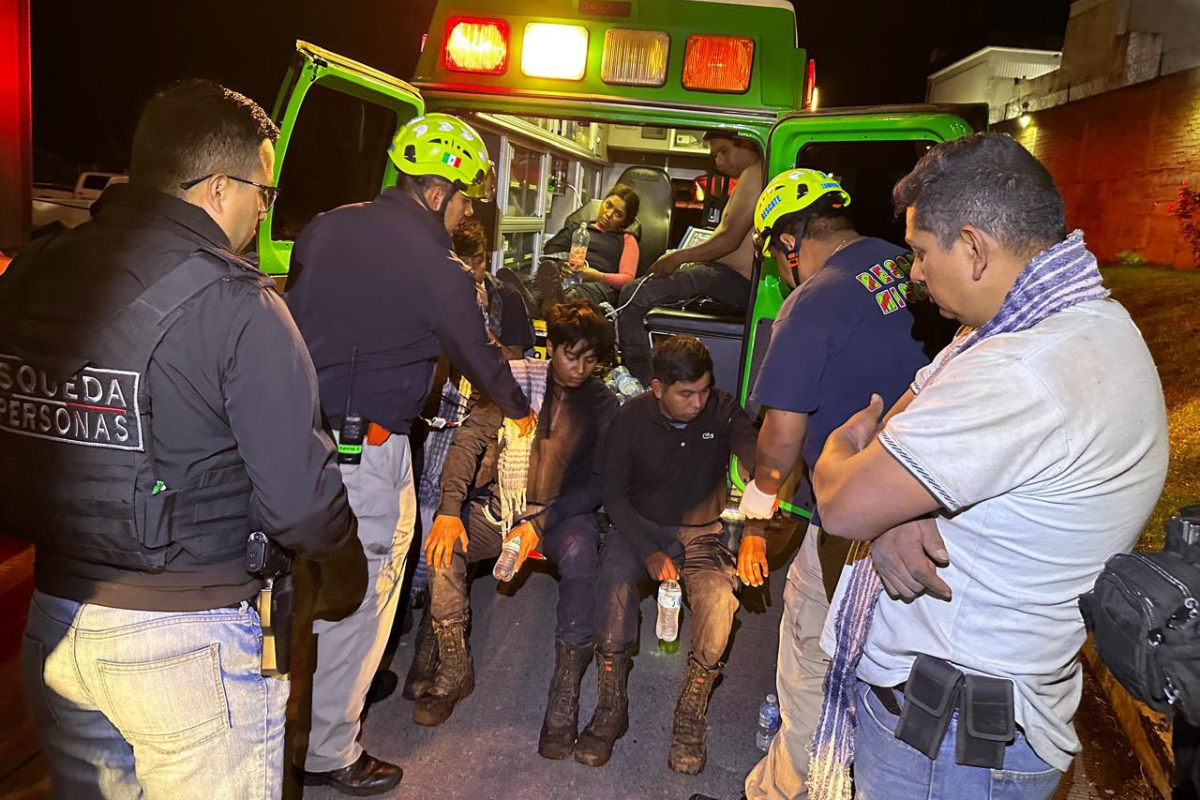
[809,134,1168,799]
[413,300,618,762]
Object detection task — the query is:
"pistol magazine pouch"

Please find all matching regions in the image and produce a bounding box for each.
[895,654,963,759]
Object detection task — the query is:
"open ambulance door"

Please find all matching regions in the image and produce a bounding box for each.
[258,42,426,281]
[735,105,983,519]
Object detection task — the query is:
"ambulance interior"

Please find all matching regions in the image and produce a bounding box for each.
[270,83,930,297]
[269,86,731,293]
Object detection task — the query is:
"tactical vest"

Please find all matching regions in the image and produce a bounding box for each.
[546,225,628,272]
[0,243,265,572]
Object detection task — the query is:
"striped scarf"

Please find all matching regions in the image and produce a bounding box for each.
[807,230,1109,800]
[484,359,549,535]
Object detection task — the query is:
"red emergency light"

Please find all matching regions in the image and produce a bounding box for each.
[803,58,816,110]
[682,35,754,94]
[443,16,510,75]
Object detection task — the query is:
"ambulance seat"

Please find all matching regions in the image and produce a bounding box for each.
[611,167,674,275]
[643,307,745,397]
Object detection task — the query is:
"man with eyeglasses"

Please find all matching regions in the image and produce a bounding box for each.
[1,80,367,799]
[286,114,535,796]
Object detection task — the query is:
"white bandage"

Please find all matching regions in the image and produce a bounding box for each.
[739,480,779,520]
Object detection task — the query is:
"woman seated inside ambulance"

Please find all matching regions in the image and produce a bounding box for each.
[536,183,640,309]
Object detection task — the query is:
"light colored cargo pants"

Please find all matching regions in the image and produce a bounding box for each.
[744,522,831,800]
[305,433,416,773]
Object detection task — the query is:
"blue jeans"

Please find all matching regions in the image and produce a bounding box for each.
[21,591,288,800]
[854,680,1063,800]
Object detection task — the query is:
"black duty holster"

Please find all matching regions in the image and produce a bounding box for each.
[246,531,294,677]
[887,654,1016,769]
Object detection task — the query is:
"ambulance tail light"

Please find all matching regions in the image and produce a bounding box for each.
[443,17,510,75]
[803,58,817,109]
[522,23,589,80]
[601,29,670,87]
[682,35,754,94]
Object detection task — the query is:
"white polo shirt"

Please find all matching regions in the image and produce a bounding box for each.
[858,299,1169,772]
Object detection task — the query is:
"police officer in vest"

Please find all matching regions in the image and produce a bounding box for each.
[287,113,534,795]
[0,80,366,800]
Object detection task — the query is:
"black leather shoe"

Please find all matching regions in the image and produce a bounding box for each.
[303,752,402,796]
[365,669,398,707]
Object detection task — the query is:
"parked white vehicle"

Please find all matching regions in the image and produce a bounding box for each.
[31,172,128,230]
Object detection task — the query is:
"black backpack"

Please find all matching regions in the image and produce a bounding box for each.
[1081,506,1200,723]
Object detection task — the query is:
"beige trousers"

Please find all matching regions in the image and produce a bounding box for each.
[744,522,832,800]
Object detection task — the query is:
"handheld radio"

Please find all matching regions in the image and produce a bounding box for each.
[337,347,365,465]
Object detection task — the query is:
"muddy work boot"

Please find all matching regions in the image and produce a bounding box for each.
[412,617,474,727]
[538,640,594,760]
[402,611,439,701]
[668,654,721,775]
[575,649,630,767]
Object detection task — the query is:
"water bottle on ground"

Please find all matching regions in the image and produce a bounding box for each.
[493,536,521,582]
[568,222,590,269]
[756,693,781,751]
[657,579,682,653]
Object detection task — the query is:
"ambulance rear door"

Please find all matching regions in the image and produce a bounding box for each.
[739,104,984,519]
[258,41,426,281]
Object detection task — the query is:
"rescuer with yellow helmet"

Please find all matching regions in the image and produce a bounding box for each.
[286,112,533,796]
[752,168,852,287]
[735,168,955,800]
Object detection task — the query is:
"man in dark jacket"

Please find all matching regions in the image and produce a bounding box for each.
[582,335,757,774]
[412,300,617,762]
[0,80,364,800]
[286,113,534,795]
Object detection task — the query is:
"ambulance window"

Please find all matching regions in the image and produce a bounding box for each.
[795,140,935,246]
[271,86,397,241]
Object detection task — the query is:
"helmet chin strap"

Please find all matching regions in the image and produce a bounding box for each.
[784,215,809,286]
[782,245,802,286]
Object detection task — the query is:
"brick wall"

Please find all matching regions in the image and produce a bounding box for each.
[994,65,1200,268]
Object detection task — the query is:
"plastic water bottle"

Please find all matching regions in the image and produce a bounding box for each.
[493,536,521,582]
[756,694,781,751]
[562,269,583,288]
[657,579,682,653]
[569,222,590,269]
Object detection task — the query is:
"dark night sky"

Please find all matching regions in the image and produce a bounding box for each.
[31,0,1071,178]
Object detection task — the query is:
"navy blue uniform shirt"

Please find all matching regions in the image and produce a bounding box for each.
[287,189,529,434]
[751,237,933,525]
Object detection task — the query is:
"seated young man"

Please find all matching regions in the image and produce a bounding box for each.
[577,335,757,773]
[412,300,619,762]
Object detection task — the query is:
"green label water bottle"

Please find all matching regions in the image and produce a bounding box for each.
[657,579,682,653]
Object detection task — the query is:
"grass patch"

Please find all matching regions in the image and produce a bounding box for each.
[1102,266,1200,550]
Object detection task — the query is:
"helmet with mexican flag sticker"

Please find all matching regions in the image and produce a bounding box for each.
[753,168,851,256]
[388,113,494,201]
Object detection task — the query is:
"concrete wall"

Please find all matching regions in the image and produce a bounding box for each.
[928,49,1063,124]
[995,65,1200,269]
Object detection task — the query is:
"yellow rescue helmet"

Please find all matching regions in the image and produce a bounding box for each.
[753,169,851,255]
[388,113,494,200]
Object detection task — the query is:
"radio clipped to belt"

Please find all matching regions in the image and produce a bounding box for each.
[881,654,1016,769]
[338,347,365,465]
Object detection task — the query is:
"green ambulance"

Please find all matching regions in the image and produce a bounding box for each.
[258,0,984,519]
